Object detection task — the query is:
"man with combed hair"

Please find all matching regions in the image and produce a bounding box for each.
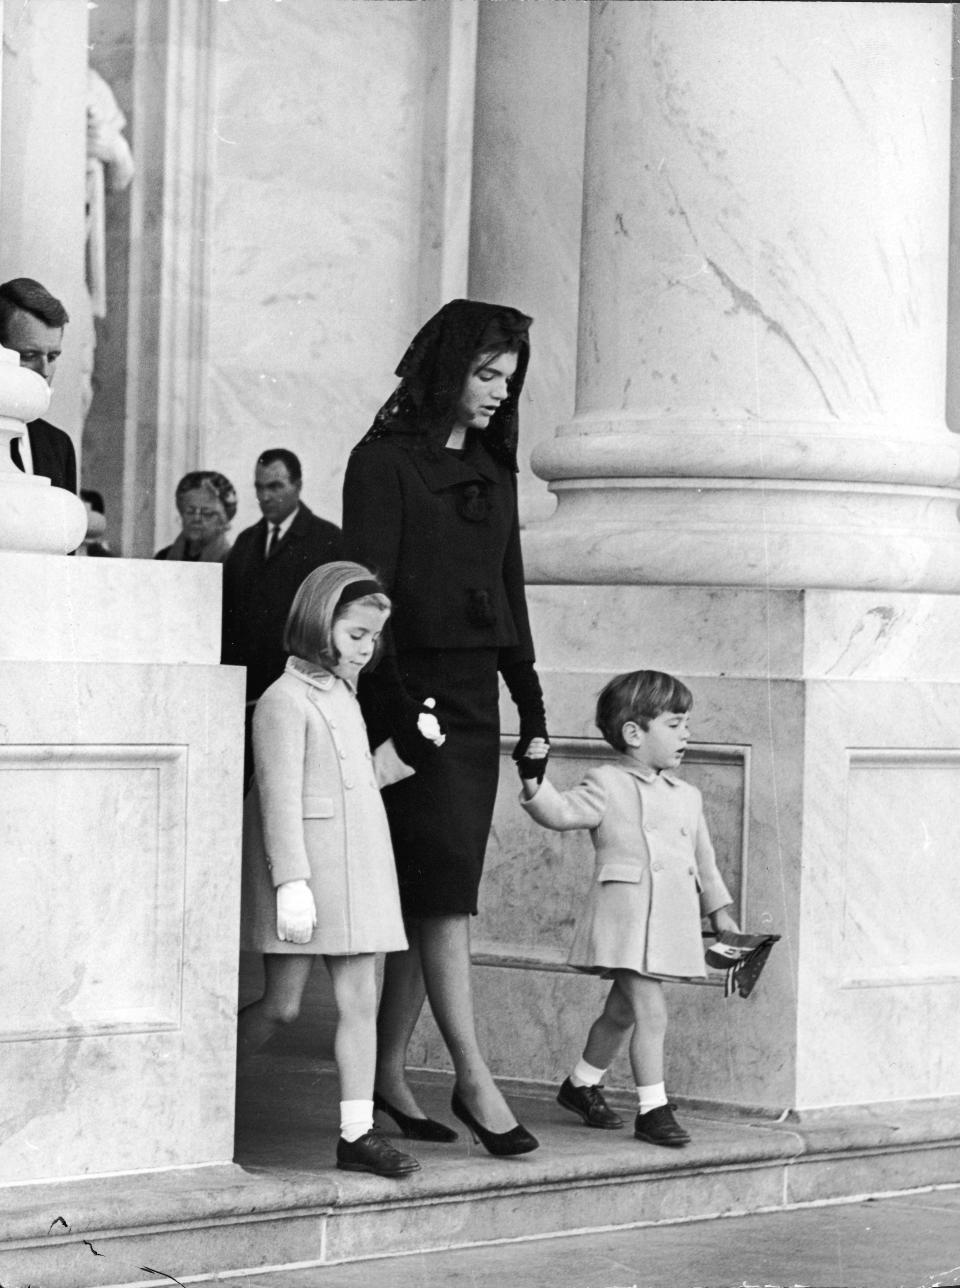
[223,448,342,783]
[0,277,77,493]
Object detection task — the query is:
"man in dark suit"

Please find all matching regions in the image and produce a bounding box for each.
[222,447,342,704]
[0,277,77,493]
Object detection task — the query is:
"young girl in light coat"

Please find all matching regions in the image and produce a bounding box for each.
[518,670,739,1148]
[238,561,441,1178]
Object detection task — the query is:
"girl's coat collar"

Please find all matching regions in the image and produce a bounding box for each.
[285,655,351,692]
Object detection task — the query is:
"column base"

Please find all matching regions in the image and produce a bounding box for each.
[522,478,960,591]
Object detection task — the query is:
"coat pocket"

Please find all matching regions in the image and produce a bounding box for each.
[597,863,643,884]
[302,795,334,819]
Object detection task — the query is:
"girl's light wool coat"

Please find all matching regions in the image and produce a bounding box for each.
[521,759,733,979]
[240,658,409,956]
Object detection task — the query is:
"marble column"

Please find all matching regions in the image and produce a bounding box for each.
[467,0,589,524]
[0,0,89,454]
[524,0,960,592]
[122,0,217,558]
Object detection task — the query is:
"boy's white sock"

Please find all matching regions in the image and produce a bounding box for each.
[339,1099,374,1142]
[570,1058,607,1088]
[636,1081,668,1113]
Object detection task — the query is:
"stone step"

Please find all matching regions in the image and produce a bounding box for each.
[3,1056,960,1288]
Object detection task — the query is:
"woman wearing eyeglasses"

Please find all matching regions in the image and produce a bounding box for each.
[154,470,238,562]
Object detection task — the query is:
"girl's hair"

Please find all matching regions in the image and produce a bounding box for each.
[595,670,693,752]
[284,560,391,670]
[175,470,238,521]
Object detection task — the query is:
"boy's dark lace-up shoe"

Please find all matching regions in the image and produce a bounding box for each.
[556,1077,624,1129]
[336,1129,421,1177]
[633,1103,690,1148]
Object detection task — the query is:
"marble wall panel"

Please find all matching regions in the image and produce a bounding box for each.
[842,753,960,987]
[206,0,433,536]
[0,659,244,1182]
[796,680,960,1108]
[0,745,185,1040]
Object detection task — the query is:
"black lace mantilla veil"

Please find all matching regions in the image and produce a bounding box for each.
[352,299,532,470]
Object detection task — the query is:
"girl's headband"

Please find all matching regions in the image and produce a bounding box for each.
[335,578,385,611]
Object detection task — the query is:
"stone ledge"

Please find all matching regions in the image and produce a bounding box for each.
[3,1061,960,1287]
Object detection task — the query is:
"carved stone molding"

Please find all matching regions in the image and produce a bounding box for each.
[123,0,216,557]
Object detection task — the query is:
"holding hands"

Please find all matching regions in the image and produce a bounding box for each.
[276,879,317,944]
[417,697,446,747]
[516,735,550,791]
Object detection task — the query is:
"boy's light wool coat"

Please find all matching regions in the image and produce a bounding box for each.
[241,659,408,956]
[522,759,733,979]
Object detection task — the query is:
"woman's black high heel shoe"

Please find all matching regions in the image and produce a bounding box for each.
[373,1090,459,1143]
[450,1088,539,1156]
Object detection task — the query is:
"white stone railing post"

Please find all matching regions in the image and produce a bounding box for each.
[0,345,87,553]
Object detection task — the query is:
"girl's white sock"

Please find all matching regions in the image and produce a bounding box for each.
[636,1081,668,1113]
[570,1057,607,1088]
[339,1099,374,1142]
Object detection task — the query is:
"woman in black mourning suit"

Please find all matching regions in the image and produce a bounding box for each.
[342,299,549,1155]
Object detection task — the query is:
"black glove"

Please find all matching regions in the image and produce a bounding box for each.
[515,750,548,784]
[500,658,549,762]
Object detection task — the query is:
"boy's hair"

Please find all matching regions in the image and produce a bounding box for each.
[284,560,390,670]
[595,670,693,752]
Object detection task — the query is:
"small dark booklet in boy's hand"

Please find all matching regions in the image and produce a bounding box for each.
[704,932,780,999]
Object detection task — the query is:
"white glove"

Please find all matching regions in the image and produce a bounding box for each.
[417,696,446,746]
[276,880,317,944]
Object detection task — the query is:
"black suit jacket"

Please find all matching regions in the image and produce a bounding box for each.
[341,434,534,664]
[10,419,78,493]
[221,503,342,701]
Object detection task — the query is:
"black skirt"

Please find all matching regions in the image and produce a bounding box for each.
[382,648,501,917]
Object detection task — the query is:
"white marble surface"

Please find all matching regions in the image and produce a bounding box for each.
[525,2,960,592]
[796,680,960,1107]
[203,0,581,535]
[469,0,587,525]
[525,584,960,683]
[0,745,187,1040]
[576,2,949,434]
[207,0,434,534]
[1,556,244,1181]
[0,553,223,663]
[0,475,88,556]
[0,659,244,1183]
[522,477,960,591]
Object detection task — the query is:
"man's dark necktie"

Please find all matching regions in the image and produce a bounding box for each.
[266,524,281,558]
